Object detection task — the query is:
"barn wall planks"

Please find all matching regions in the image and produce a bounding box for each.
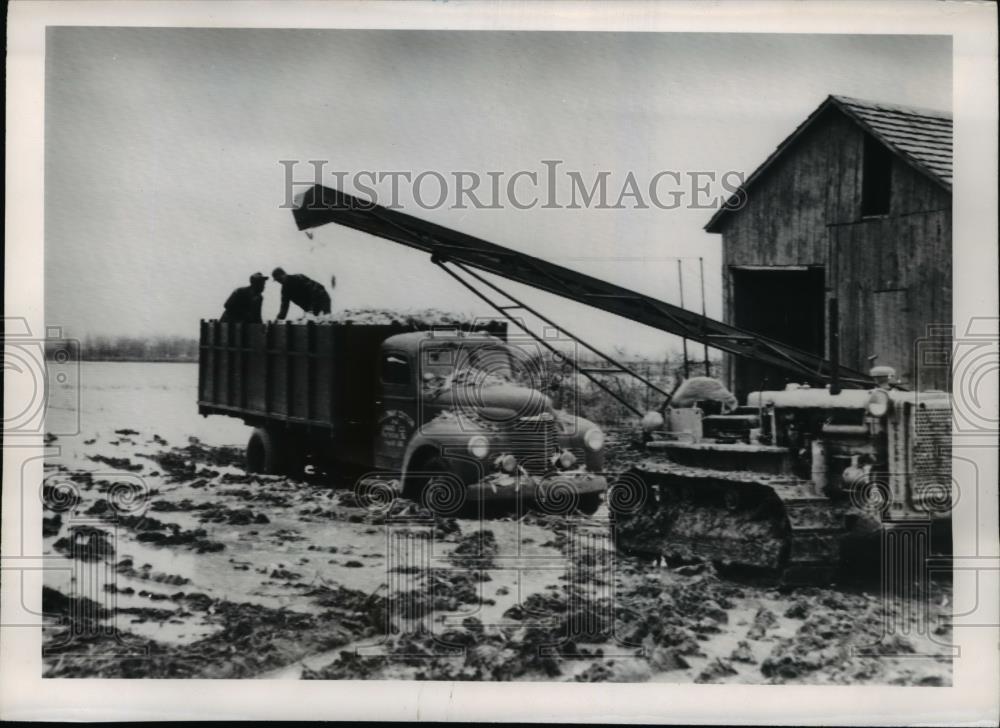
[716,105,951,393]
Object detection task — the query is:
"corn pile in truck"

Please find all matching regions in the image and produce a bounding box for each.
[288,307,487,328]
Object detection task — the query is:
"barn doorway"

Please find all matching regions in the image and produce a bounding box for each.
[730,266,826,397]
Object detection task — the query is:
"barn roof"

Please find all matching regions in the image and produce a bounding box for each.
[705,94,952,233]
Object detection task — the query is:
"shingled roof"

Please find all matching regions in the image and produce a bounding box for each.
[705,95,952,232]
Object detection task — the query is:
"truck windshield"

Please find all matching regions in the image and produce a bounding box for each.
[421,342,515,382]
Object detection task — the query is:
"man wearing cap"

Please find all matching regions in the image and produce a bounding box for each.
[272,267,332,319]
[220,272,267,324]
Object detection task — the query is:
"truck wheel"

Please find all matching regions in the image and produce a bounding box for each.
[577,493,602,516]
[246,428,284,475]
[414,456,467,517]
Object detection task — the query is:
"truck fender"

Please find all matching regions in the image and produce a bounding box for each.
[401,428,484,500]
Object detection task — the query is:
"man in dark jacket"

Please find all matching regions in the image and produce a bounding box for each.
[272,267,332,319]
[220,272,267,323]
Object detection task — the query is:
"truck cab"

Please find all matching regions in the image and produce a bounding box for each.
[373,330,607,514]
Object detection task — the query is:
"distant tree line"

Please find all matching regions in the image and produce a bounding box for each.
[43,335,724,407]
[45,336,199,362]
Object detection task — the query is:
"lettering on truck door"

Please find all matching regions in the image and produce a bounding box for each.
[374,350,418,469]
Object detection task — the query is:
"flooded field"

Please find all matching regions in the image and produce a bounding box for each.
[41,362,954,683]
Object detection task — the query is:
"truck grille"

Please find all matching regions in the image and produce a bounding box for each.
[506,414,558,474]
[910,404,952,513]
[885,398,952,517]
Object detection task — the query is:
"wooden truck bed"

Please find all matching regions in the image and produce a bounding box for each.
[197,320,406,431]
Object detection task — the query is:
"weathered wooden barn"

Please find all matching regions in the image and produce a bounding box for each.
[705,95,952,397]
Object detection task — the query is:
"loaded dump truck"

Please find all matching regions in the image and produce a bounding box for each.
[282,185,952,582]
[198,319,608,514]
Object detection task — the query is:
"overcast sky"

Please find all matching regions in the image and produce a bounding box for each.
[45,29,951,356]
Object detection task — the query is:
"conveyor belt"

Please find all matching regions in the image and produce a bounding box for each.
[292,185,875,389]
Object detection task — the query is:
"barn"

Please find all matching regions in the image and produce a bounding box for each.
[705,95,952,398]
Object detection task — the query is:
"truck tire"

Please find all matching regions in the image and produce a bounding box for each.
[408,455,467,517]
[577,493,602,516]
[246,427,284,475]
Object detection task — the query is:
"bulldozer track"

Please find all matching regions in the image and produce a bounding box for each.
[771,486,845,585]
[614,461,848,585]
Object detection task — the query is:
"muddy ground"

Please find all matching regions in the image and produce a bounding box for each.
[41,420,953,684]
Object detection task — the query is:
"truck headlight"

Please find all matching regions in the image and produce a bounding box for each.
[467,435,490,459]
[867,389,891,418]
[584,428,605,451]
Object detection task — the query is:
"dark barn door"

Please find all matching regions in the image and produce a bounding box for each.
[730,267,826,398]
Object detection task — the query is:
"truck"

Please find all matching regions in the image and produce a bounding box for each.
[283,185,953,582]
[198,318,608,515]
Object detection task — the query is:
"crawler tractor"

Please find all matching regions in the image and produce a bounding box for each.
[614,380,951,582]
